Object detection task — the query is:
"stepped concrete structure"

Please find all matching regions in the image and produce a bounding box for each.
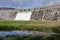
[31,5,60,21]
[0,8,17,20]
[0,5,60,21]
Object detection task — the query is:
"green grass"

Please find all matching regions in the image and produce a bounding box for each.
[2,35,60,40]
[0,20,60,32]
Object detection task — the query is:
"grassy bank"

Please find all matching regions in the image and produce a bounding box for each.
[1,35,60,40]
[0,20,60,32]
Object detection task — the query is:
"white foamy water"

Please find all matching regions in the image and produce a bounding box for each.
[15,11,32,21]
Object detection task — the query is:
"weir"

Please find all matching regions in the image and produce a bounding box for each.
[15,11,32,21]
[0,5,60,21]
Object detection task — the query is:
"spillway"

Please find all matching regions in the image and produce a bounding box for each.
[15,11,32,21]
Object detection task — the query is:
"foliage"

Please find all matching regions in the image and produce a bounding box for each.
[0,35,58,40]
[0,20,60,32]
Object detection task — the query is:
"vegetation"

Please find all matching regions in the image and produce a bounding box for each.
[0,20,59,40]
[0,35,59,40]
[0,20,60,32]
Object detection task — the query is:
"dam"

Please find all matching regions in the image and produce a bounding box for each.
[0,5,60,21]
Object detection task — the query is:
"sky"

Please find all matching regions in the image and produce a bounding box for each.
[0,0,60,9]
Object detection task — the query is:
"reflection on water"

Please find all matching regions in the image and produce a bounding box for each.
[0,30,59,37]
[0,30,45,37]
[0,31,33,37]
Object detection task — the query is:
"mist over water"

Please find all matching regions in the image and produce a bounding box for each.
[15,11,32,21]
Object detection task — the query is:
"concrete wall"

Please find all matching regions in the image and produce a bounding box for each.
[0,5,60,21]
[31,5,60,21]
[0,8,18,20]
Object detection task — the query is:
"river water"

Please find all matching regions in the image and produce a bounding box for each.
[0,30,50,37]
[0,31,31,37]
[0,30,59,37]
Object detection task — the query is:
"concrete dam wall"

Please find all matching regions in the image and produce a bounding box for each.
[0,8,17,20]
[31,5,60,21]
[0,5,60,21]
[0,8,33,20]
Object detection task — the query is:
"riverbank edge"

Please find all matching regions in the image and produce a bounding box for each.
[0,20,60,33]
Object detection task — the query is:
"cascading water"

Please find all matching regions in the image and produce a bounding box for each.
[15,11,32,21]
